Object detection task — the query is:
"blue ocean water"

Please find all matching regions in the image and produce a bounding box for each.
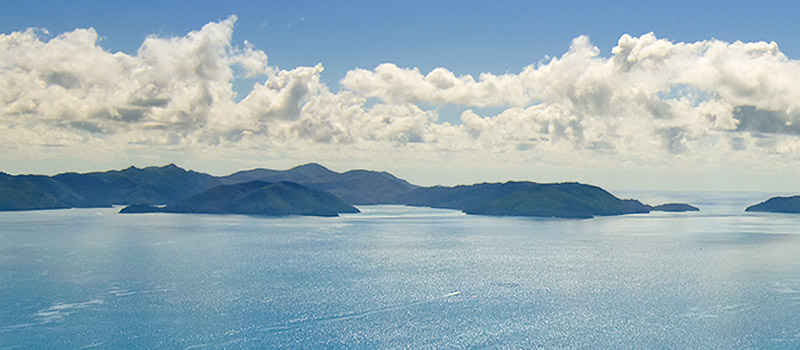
[1,191,800,349]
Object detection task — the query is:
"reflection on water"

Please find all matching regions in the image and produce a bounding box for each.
[1,191,799,349]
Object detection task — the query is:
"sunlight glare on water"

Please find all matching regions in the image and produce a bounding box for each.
[1,191,799,349]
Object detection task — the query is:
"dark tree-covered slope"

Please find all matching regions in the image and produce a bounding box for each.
[0,165,222,211]
[221,163,418,204]
[120,181,359,217]
[746,196,800,213]
[396,181,652,218]
[53,164,222,205]
[0,173,75,211]
[1,163,698,219]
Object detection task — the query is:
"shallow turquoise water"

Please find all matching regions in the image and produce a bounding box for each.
[1,192,800,349]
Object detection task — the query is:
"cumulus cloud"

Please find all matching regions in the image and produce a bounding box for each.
[341,33,800,162]
[0,16,452,153]
[3,17,800,181]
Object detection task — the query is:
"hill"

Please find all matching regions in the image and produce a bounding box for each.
[120,181,359,217]
[53,164,222,206]
[396,181,652,218]
[1,163,698,219]
[221,163,418,204]
[0,165,222,211]
[0,173,76,211]
[745,196,800,213]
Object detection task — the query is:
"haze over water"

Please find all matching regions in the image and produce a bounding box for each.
[2,191,800,349]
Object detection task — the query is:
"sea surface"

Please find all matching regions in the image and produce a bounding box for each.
[1,191,800,349]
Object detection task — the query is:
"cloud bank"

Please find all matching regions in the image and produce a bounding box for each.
[3,16,800,184]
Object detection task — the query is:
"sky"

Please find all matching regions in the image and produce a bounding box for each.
[2,1,800,191]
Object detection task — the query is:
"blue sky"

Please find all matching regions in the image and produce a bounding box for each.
[5,0,798,89]
[3,1,800,191]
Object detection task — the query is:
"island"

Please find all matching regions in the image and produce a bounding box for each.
[0,164,220,211]
[120,181,360,217]
[0,163,417,211]
[1,163,699,219]
[221,163,419,204]
[745,195,800,213]
[398,181,654,219]
[649,203,700,212]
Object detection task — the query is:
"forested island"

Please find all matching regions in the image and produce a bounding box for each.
[1,163,699,218]
[746,195,800,213]
[119,181,359,217]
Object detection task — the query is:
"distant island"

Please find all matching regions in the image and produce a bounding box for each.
[0,163,699,218]
[219,163,417,205]
[649,203,700,212]
[120,181,359,217]
[394,182,651,218]
[745,195,800,213]
[0,164,218,211]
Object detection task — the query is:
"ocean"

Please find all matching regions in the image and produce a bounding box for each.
[1,191,799,349]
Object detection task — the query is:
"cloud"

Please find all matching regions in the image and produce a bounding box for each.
[340,33,800,161]
[3,18,800,181]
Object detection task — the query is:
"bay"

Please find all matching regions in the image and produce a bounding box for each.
[1,191,800,349]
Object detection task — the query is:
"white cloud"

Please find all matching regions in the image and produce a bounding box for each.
[4,18,800,188]
[341,33,800,164]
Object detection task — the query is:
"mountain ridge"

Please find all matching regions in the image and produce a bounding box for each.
[0,163,699,218]
[120,180,360,217]
[220,163,418,204]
